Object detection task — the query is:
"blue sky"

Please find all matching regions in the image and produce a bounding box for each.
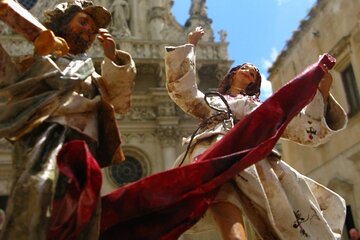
[172,0,316,100]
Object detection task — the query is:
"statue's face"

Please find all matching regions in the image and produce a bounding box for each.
[65,11,98,54]
[231,64,258,90]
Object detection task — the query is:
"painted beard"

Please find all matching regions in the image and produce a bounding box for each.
[64,28,94,54]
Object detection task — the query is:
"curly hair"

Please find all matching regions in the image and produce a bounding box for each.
[218,63,262,98]
[42,0,111,38]
[43,6,80,37]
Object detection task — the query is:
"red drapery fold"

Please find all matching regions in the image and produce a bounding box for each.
[100,54,335,240]
[47,140,102,240]
[44,54,335,240]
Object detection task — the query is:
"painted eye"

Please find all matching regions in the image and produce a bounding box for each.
[79,20,87,26]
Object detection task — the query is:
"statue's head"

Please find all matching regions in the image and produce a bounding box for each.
[43,0,111,37]
[218,63,262,98]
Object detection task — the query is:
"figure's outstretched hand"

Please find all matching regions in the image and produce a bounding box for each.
[98,28,116,62]
[188,26,205,46]
[318,63,333,102]
[34,30,69,56]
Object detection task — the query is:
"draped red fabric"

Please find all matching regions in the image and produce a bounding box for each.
[47,140,102,240]
[99,54,335,240]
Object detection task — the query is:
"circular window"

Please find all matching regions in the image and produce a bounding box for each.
[18,0,38,10]
[109,156,144,186]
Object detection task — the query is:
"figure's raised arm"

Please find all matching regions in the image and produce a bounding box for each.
[188,26,205,46]
[282,66,347,146]
[165,26,211,120]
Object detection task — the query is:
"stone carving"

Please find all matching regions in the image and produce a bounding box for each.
[157,102,176,117]
[131,42,164,59]
[118,107,157,121]
[218,30,227,43]
[155,126,179,147]
[190,0,207,17]
[160,24,185,42]
[185,0,213,42]
[122,132,157,144]
[109,0,131,37]
[148,7,166,40]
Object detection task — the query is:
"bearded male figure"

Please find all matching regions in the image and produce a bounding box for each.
[0,0,136,239]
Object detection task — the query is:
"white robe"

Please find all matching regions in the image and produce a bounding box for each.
[165,44,348,240]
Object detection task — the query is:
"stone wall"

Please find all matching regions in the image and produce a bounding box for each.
[268,0,360,232]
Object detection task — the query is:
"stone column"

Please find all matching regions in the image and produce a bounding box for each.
[152,89,180,170]
[156,125,179,170]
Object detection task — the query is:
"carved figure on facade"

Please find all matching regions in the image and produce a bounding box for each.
[218,29,227,43]
[190,0,207,17]
[148,6,166,40]
[109,0,131,37]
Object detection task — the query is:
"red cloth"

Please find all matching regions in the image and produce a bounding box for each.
[100,54,335,240]
[47,140,102,240]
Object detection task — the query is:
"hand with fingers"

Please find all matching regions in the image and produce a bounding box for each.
[188,26,205,46]
[34,30,69,56]
[98,28,116,61]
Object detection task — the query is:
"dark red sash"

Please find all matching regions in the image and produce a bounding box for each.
[47,140,102,240]
[100,54,335,240]
[47,54,335,240]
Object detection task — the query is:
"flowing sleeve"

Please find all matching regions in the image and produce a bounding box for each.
[100,49,136,114]
[281,90,347,146]
[165,44,211,120]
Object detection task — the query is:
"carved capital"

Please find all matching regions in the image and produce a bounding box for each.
[157,102,176,117]
[117,107,157,121]
[155,126,179,147]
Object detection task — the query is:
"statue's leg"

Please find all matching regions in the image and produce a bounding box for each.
[209,201,247,240]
